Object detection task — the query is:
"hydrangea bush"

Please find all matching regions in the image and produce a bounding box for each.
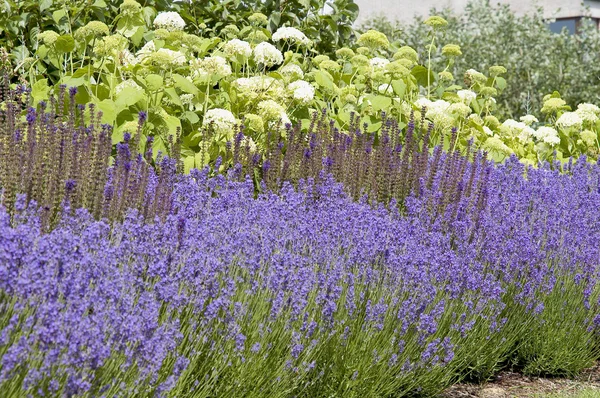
[362,0,600,123]
[7,1,600,171]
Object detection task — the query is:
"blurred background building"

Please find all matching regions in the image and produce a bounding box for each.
[354,0,600,33]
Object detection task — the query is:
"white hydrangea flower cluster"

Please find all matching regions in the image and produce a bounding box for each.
[135,41,156,62]
[280,63,304,80]
[253,42,283,67]
[288,80,315,104]
[575,103,600,123]
[180,94,195,110]
[465,68,487,83]
[520,115,539,126]
[203,108,237,136]
[370,57,390,69]
[153,12,186,31]
[190,56,232,80]
[156,48,187,67]
[119,49,138,67]
[233,76,285,101]
[484,136,514,155]
[447,102,472,118]
[556,112,583,130]
[457,89,477,105]
[500,119,535,142]
[242,136,258,153]
[378,83,393,95]
[272,27,311,46]
[533,126,561,146]
[223,39,252,59]
[257,100,290,126]
[115,79,143,96]
[415,97,453,127]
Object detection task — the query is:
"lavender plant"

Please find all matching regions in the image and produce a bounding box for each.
[226,110,490,222]
[0,152,598,396]
[0,78,179,228]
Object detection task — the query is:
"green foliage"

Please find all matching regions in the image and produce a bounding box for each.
[4,0,600,169]
[360,0,600,121]
[178,0,358,56]
[0,0,357,63]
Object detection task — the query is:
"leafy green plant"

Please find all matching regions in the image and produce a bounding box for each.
[5,0,600,171]
[175,0,359,56]
[360,0,600,122]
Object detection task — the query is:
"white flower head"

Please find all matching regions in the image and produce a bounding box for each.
[223,39,252,59]
[414,97,433,110]
[288,80,315,103]
[180,93,195,110]
[448,102,472,118]
[369,57,390,69]
[280,63,304,80]
[257,100,290,126]
[483,126,494,136]
[156,48,187,67]
[190,56,232,80]
[203,108,237,136]
[378,83,393,95]
[426,100,452,126]
[233,76,285,100]
[534,126,560,146]
[153,12,186,32]
[500,119,534,142]
[575,103,600,123]
[135,41,156,62]
[243,136,258,153]
[272,27,311,46]
[501,119,526,131]
[520,115,539,126]
[457,89,477,105]
[465,68,487,84]
[253,42,283,67]
[556,111,582,129]
[119,49,138,67]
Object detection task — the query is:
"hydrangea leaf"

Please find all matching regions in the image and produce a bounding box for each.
[411,65,436,88]
[55,35,75,54]
[31,79,50,103]
[391,79,406,99]
[144,74,164,91]
[115,87,145,109]
[364,94,392,112]
[495,76,507,90]
[173,74,199,95]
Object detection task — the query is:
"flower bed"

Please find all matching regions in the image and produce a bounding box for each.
[1,154,599,396]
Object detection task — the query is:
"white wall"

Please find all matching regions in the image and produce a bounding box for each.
[354,0,600,24]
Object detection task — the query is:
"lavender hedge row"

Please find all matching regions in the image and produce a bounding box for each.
[0,152,599,397]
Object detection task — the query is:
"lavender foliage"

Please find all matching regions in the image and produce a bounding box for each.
[228,111,490,223]
[0,80,178,229]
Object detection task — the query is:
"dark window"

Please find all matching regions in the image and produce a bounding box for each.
[549,18,578,34]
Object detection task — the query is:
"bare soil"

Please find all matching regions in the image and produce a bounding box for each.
[440,365,600,397]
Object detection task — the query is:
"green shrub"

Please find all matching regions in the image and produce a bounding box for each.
[359,0,600,122]
[4,0,600,170]
[0,0,357,70]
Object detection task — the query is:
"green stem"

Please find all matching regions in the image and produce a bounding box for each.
[111,63,118,101]
[427,34,436,100]
[204,83,210,114]
[95,57,105,99]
